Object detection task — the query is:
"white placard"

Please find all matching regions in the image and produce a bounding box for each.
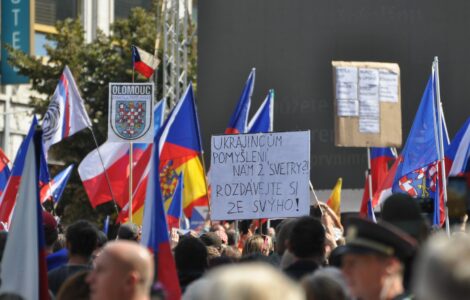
[379,69,399,102]
[337,100,359,116]
[108,83,154,143]
[359,68,379,102]
[336,67,358,100]
[359,117,380,133]
[210,131,310,220]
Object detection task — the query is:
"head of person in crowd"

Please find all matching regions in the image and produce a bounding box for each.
[56,270,90,300]
[199,232,222,253]
[92,230,109,259]
[183,263,304,300]
[117,223,141,242]
[275,219,297,256]
[221,244,241,259]
[381,193,430,244]
[242,235,269,257]
[412,231,470,300]
[43,211,58,254]
[338,217,417,300]
[226,229,238,247]
[301,267,350,300]
[0,231,7,264]
[288,216,325,262]
[284,216,326,280]
[66,219,99,262]
[214,229,228,246]
[86,241,154,300]
[174,236,208,292]
[210,223,225,233]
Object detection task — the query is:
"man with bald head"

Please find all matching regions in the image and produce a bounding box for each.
[86,240,154,300]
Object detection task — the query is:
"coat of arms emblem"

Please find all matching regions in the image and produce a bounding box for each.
[108,83,154,142]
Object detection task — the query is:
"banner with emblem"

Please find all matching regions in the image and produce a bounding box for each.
[108,83,154,143]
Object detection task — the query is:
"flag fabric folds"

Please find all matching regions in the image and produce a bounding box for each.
[132,45,160,79]
[42,66,92,152]
[141,129,181,300]
[79,100,166,208]
[40,164,74,204]
[0,148,10,196]
[225,69,255,134]
[167,173,183,229]
[0,117,48,226]
[445,117,470,177]
[159,84,208,217]
[248,89,274,133]
[0,126,49,300]
[392,72,449,226]
[359,147,396,216]
[326,178,342,217]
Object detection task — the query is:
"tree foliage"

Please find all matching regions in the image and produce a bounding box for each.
[5,4,195,227]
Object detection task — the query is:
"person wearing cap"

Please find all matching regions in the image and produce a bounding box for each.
[337,217,417,300]
[381,193,430,291]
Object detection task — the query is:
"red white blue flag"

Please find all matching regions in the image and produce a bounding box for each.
[132,45,160,79]
[0,123,49,299]
[225,69,255,134]
[248,89,274,133]
[141,124,181,300]
[0,148,10,196]
[42,66,92,152]
[40,164,74,204]
[0,117,49,226]
[445,117,470,177]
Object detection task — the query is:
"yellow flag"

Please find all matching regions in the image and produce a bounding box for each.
[326,178,342,217]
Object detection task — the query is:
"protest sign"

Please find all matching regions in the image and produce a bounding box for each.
[210,131,310,220]
[108,83,154,143]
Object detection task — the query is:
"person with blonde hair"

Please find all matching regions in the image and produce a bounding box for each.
[183,263,303,300]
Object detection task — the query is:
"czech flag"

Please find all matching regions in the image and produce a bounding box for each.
[225,68,255,134]
[42,66,92,153]
[445,117,470,177]
[167,173,183,229]
[159,83,208,217]
[248,89,274,133]
[0,117,48,226]
[359,147,396,216]
[141,127,181,300]
[0,122,49,300]
[132,45,160,79]
[0,148,11,196]
[40,164,74,204]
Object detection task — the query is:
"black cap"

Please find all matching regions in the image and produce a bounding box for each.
[333,217,417,263]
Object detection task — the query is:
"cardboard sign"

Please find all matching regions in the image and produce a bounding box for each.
[210,131,310,220]
[332,61,402,147]
[108,83,154,143]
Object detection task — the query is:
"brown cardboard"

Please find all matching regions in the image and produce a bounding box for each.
[332,61,402,147]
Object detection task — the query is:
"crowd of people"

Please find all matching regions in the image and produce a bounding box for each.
[1,192,470,300]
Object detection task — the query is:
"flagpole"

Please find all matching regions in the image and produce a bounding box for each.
[129,142,134,223]
[366,147,374,210]
[88,128,120,215]
[433,57,450,236]
[309,180,324,215]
